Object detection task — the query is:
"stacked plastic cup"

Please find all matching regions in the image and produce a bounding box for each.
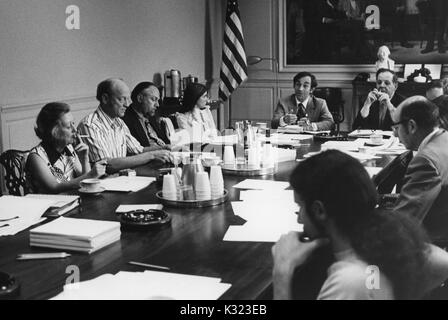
[162,174,177,200]
[210,165,224,198]
[247,147,259,167]
[223,145,235,165]
[195,171,212,200]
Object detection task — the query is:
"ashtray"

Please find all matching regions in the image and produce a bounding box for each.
[119,209,171,229]
[0,272,20,300]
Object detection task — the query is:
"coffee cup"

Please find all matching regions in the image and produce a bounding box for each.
[80,178,102,192]
[370,134,383,145]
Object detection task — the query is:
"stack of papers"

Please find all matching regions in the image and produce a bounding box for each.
[348,129,394,138]
[224,190,301,242]
[0,195,58,236]
[51,270,231,300]
[100,176,155,192]
[277,125,330,135]
[25,194,80,217]
[30,217,121,254]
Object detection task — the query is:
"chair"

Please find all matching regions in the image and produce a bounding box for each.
[0,149,30,196]
[313,88,345,133]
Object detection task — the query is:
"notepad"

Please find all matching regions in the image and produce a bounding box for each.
[25,194,80,217]
[30,217,121,253]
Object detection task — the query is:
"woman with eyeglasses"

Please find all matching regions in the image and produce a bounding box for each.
[26,102,106,194]
[272,150,448,300]
[176,83,218,142]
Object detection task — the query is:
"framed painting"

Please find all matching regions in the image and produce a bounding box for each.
[279,0,448,70]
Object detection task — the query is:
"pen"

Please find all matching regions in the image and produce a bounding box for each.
[128,261,170,271]
[17,252,71,260]
[77,135,89,138]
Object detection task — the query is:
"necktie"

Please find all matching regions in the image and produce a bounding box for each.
[297,103,307,119]
[144,119,165,146]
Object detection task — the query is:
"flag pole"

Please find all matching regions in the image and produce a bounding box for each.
[228,96,232,128]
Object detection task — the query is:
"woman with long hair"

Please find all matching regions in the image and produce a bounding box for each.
[272,150,448,299]
[26,102,106,194]
[176,83,218,141]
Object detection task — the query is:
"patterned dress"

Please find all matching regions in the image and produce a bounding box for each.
[26,143,78,193]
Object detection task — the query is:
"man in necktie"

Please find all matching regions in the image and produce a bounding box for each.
[123,82,170,151]
[272,72,334,131]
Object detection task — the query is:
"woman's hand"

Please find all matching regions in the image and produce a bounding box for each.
[74,142,89,159]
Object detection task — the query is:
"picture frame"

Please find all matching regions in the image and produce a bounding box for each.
[279,0,448,72]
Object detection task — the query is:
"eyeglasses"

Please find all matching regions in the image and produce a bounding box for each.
[391,118,409,130]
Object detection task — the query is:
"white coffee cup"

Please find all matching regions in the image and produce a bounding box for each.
[370,134,383,145]
[162,174,177,200]
[80,178,102,192]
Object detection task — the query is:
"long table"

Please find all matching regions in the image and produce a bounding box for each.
[0,141,393,300]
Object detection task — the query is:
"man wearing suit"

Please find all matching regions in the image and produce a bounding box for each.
[123,82,170,151]
[353,68,404,131]
[271,71,334,130]
[392,96,448,240]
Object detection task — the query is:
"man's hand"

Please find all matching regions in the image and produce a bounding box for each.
[272,232,328,275]
[89,159,107,178]
[149,150,173,163]
[284,114,298,125]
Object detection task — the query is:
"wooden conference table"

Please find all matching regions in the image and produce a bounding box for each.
[0,140,394,300]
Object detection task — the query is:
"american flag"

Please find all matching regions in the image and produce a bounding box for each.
[218,0,248,102]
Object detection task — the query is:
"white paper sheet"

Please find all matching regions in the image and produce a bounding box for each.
[365,167,383,178]
[100,176,155,192]
[51,270,231,300]
[0,196,56,236]
[232,179,290,190]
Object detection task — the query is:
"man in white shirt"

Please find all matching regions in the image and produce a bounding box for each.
[271,72,334,131]
[77,78,172,173]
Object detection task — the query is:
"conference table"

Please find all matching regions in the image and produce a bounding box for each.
[0,139,395,300]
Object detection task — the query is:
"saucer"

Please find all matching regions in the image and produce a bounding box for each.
[364,141,384,147]
[78,187,105,195]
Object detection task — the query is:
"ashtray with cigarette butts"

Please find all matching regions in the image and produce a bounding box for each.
[119,209,171,230]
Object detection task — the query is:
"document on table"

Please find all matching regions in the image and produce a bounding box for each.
[116,204,163,213]
[232,179,290,190]
[100,176,155,192]
[0,196,56,236]
[51,270,231,300]
[223,189,302,242]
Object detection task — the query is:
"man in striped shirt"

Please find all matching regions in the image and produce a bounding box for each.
[77,78,172,173]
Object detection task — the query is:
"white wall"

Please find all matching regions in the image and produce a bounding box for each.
[0,0,218,154]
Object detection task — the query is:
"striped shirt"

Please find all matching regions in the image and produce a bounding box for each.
[77,106,144,162]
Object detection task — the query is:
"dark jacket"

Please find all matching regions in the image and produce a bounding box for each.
[353,93,405,131]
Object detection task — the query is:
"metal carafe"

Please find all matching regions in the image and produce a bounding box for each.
[182,75,199,91]
[164,69,182,98]
[181,154,204,190]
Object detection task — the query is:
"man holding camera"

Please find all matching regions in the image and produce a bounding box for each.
[353,68,404,131]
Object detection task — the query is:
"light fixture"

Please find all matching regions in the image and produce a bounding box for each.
[247,55,279,108]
